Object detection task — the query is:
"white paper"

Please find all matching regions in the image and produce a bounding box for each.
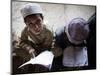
[19,51,54,70]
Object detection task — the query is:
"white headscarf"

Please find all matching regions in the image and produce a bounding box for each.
[65,18,89,44]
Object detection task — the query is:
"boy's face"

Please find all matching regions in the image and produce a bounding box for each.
[24,14,43,34]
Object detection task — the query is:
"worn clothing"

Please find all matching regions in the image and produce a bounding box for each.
[20,25,53,56]
[20,25,62,58]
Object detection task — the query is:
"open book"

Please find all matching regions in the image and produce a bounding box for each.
[19,51,54,70]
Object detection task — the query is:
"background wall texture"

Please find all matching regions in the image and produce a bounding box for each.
[12,1,96,41]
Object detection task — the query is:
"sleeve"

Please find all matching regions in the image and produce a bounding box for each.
[43,28,53,48]
[19,27,35,53]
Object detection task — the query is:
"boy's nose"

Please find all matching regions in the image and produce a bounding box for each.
[35,24,39,29]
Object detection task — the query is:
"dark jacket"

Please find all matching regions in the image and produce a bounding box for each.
[86,13,96,69]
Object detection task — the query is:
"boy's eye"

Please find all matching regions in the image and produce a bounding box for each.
[29,23,34,27]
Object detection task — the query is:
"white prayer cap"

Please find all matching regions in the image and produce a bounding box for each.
[65,18,89,44]
[21,3,43,18]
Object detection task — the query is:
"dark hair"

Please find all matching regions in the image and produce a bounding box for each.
[24,14,43,22]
